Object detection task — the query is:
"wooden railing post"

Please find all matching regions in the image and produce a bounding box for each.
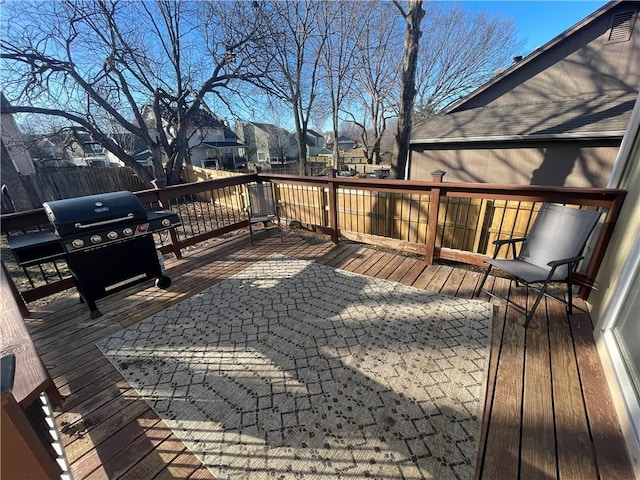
[580,192,626,298]
[425,170,446,264]
[154,182,182,260]
[327,170,339,244]
[2,262,29,318]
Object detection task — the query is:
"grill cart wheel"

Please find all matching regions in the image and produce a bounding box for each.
[155,276,171,289]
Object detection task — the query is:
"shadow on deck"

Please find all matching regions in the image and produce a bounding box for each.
[22,229,633,480]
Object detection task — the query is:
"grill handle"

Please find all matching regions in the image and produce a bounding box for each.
[74,213,135,229]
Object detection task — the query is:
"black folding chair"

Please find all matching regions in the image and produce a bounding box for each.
[475,203,601,327]
[246,182,283,245]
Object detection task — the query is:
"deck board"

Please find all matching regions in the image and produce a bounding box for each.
[154,450,203,480]
[398,259,427,286]
[14,231,632,479]
[480,279,526,480]
[520,305,556,479]
[569,300,635,479]
[94,422,176,480]
[548,295,598,480]
[71,415,162,479]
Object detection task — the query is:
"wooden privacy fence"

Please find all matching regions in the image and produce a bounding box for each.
[1,171,626,308]
[18,167,148,207]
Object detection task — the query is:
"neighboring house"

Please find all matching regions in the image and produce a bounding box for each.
[28,130,148,169]
[0,93,36,211]
[306,129,329,157]
[188,114,246,169]
[341,147,368,164]
[239,123,332,166]
[25,135,67,167]
[198,132,246,170]
[105,133,151,168]
[28,127,116,168]
[0,92,36,175]
[324,133,357,152]
[60,127,111,167]
[241,123,298,167]
[240,123,270,167]
[142,105,246,170]
[409,1,640,187]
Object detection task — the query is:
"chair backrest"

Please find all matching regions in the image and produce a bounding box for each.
[518,203,601,277]
[247,182,277,218]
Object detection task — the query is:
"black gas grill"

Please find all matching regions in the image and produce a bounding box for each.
[8,191,181,318]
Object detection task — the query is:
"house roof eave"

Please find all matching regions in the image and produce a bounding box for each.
[443,1,621,114]
[203,141,246,148]
[410,131,627,145]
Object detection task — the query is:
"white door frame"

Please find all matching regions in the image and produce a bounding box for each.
[596,239,640,474]
[595,91,640,475]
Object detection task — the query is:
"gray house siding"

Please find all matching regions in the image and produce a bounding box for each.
[454,4,639,111]
[242,124,271,164]
[410,141,620,187]
[409,1,639,187]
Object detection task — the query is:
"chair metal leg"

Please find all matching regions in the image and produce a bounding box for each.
[475,264,493,297]
[248,221,254,245]
[523,281,549,328]
[566,270,574,315]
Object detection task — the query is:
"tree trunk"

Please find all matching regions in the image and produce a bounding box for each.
[373,141,382,165]
[150,145,166,185]
[392,0,425,179]
[332,124,340,171]
[296,130,308,176]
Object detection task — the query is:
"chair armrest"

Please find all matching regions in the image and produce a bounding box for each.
[547,255,584,268]
[491,237,526,259]
[492,237,526,246]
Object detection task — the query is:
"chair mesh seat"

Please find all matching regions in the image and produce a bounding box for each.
[475,203,602,327]
[486,258,565,283]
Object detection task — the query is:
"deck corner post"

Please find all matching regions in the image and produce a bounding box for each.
[425,170,446,264]
[154,183,182,260]
[327,169,339,244]
[1,262,30,318]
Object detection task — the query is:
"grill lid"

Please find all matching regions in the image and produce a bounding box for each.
[43,191,147,237]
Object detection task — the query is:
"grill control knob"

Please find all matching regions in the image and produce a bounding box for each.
[162,218,171,227]
[90,235,102,244]
[123,227,134,236]
[107,231,118,240]
[71,239,85,249]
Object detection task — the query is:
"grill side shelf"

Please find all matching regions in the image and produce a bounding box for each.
[6,232,65,266]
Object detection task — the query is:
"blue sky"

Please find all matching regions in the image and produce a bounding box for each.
[462,1,609,52]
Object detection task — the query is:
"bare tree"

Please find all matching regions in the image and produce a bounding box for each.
[392,0,425,179]
[414,4,522,121]
[264,99,297,165]
[318,0,362,170]
[345,2,520,170]
[346,2,402,165]
[271,128,294,165]
[1,0,271,186]
[257,0,329,175]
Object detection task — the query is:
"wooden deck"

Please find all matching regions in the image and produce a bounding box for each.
[20,230,633,479]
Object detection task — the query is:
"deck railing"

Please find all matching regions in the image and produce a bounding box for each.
[1,171,626,309]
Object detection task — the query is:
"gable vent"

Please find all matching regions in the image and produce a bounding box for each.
[607,11,635,43]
